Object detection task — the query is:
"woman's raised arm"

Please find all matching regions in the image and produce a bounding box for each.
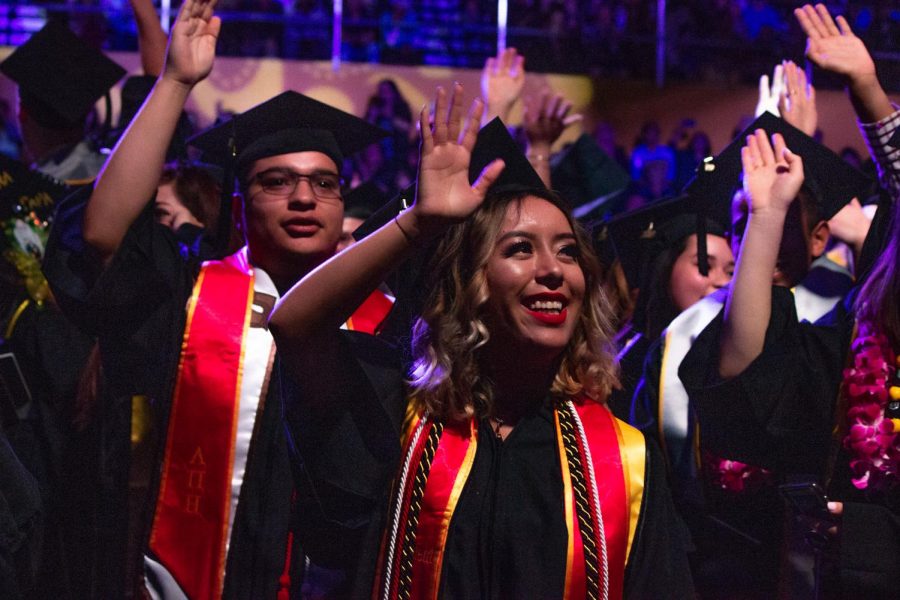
[269,84,504,357]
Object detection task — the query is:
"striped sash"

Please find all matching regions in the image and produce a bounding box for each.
[148,251,394,600]
[375,398,645,600]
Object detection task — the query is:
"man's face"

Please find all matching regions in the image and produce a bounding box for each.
[239,151,344,276]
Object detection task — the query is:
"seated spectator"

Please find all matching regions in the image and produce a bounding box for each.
[630,120,675,183]
[593,120,630,171]
[365,79,412,164]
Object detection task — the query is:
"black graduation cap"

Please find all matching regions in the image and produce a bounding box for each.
[343,181,391,221]
[0,21,125,129]
[606,194,728,291]
[188,91,387,254]
[550,133,630,219]
[468,117,546,193]
[583,218,616,270]
[684,111,872,227]
[682,111,872,274]
[188,90,389,179]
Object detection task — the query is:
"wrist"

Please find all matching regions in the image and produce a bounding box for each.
[397,207,444,244]
[748,206,789,227]
[848,71,881,97]
[526,143,551,162]
[157,72,195,96]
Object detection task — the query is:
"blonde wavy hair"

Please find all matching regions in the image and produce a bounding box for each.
[407,187,620,422]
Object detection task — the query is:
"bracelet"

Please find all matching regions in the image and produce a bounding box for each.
[394,214,414,244]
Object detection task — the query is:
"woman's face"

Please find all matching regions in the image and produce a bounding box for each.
[669,233,734,311]
[483,196,585,365]
[155,182,203,231]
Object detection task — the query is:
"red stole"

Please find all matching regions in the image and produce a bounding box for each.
[149,251,254,600]
[375,399,646,600]
[149,250,393,599]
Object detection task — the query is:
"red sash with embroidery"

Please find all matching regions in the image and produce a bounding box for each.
[149,252,255,600]
[374,399,645,600]
[149,250,393,599]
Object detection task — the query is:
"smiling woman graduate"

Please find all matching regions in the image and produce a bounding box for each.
[269,84,693,599]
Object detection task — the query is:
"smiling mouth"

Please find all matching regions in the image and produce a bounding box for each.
[522,297,568,325]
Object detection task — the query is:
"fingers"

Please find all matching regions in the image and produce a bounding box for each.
[781,144,802,174]
[201,0,217,22]
[804,4,829,38]
[758,74,770,99]
[460,97,483,149]
[741,145,754,174]
[794,5,821,39]
[827,501,843,516]
[499,47,513,73]
[783,61,797,103]
[420,104,434,155]
[472,159,506,199]
[511,53,525,80]
[446,83,464,143]
[756,129,776,165]
[554,98,572,121]
[207,15,222,38]
[835,15,853,36]
[814,3,840,37]
[744,132,762,169]
[796,65,809,92]
[562,113,583,127]
[484,56,496,75]
[771,63,785,99]
[547,93,563,120]
[777,91,789,117]
[432,86,448,144]
[771,132,787,161]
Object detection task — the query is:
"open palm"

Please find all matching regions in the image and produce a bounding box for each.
[415,84,505,228]
[795,4,875,80]
[165,0,221,86]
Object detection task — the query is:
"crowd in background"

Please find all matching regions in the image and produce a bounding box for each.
[3,1,900,598]
[2,0,900,81]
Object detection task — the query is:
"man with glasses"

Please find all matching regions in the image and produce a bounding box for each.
[42,1,391,597]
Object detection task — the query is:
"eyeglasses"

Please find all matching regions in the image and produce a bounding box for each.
[250,168,344,201]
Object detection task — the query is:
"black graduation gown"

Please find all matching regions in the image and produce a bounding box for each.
[606,328,650,424]
[42,187,300,599]
[284,331,694,599]
[635,335,783,598]
[0,430,42,599]
[3,295,115,600]
[679,286,900,598]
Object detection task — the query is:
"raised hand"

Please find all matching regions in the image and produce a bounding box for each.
[523,90,583,150]
[163,0,221,88]
[413,84,505,236]
[755,63,785,117]
[795,4,875,84]
[828,197,871,254]
[741,130,804,215]
[779,60,817,136]
[480,47,525,124]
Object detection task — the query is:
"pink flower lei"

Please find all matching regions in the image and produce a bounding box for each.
[703,451,771,494]
[843,320,900,491]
